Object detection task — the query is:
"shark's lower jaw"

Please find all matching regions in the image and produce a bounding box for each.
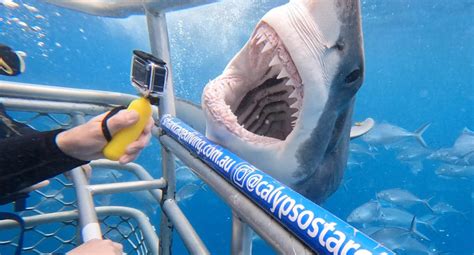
[203,22,303,145]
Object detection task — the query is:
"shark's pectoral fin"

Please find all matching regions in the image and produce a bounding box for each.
[350,118,375,140]
[176,98,206,134]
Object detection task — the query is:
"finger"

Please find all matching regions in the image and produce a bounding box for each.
[119,152,140,164]
[106,110,139,136]
[111,242,123,252]
[125,132,151,154]
[143,117,154,134]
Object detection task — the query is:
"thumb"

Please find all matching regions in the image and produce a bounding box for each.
[106,110,139,136]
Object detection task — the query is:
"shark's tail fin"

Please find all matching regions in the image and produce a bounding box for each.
[413,123,431,148]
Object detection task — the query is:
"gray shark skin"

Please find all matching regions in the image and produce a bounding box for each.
[202,0,365,203]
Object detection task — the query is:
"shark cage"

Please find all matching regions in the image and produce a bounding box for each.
[0,1,392,254]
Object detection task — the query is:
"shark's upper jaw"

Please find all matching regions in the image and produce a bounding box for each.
[203,21,303,144]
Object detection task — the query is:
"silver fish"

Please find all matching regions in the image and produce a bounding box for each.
[376,188,433,211]
[372,233,436,255]
[378,207,435,234]
[396,142,432,162]
[362,122,431,148]
[432,202,466,218]
[429,128,474,166]
[176,166,200,184]
[346,200,381,225]
[350,142,377,158]
[435,164,474,179]
[371,216,430,242]
[176,183,206,202]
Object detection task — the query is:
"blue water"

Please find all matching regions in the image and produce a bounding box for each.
[1,0,473,254]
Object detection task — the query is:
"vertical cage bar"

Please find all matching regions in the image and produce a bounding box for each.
[145,8,177,255]
[70,114,103,242]
[231,214,253,255]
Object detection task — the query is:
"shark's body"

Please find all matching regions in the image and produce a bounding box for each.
[201,0,365,203]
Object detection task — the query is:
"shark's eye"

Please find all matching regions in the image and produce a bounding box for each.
[334,42,344,51]
[345,69,361,83]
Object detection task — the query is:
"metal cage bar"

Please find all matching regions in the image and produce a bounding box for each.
[0,82,207,254]
[0,206,160,254]
[160,135,314,254]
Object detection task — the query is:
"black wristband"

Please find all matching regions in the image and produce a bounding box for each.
[101,106,127,142]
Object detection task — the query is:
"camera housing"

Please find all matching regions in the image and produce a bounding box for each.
[131,50,167,103]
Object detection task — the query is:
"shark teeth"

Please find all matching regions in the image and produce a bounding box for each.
[286,78,297,87]
[269,55,280,67]
[256,35,266,45]
[261,42,273,53]
[277,68,290,79]
[288,89,299,99]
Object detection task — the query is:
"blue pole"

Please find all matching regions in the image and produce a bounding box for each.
[160,115,394,255]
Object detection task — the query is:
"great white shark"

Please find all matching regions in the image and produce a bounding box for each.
[200,0,366,204]
[42,0,372,204]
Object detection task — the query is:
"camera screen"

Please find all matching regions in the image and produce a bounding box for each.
[131,57,149,89]
[153,66,166,93]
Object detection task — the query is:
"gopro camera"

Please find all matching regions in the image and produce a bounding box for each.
[131,50,168,103]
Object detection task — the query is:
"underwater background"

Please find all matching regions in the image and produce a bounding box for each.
[0,0,473,254]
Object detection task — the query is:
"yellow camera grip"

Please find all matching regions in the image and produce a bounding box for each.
[103,97,152,161]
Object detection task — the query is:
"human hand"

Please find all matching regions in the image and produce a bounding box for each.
[67,239,123,255]
[56,109,154,164]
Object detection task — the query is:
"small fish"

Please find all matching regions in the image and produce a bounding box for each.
[346,200,381,225]
[362,122,430,148]
[396,142,432,162]
[378,207,435,234]
[429,128,474,166]
[373,232,436,255]
[431,202,467,220]
[359,226,382,236]
[350,142,377,158]
[371,216,430,242]
[435,164,474,179]
[176,182,206,202]
[35,14,45,19]
[346,154,364,169]
[376,188,433,211]
[176,166,200,184]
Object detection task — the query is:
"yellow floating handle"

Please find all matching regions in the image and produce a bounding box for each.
[103,97,152,161]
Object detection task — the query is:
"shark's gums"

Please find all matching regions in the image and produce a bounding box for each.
[203,0,365,203]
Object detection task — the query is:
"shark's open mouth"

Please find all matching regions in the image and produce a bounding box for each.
[203,22,303,144]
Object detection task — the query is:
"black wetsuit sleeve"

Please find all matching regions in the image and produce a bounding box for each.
[0,129,89,196]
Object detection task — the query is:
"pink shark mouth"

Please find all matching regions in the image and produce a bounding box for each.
[203,22,303,144]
